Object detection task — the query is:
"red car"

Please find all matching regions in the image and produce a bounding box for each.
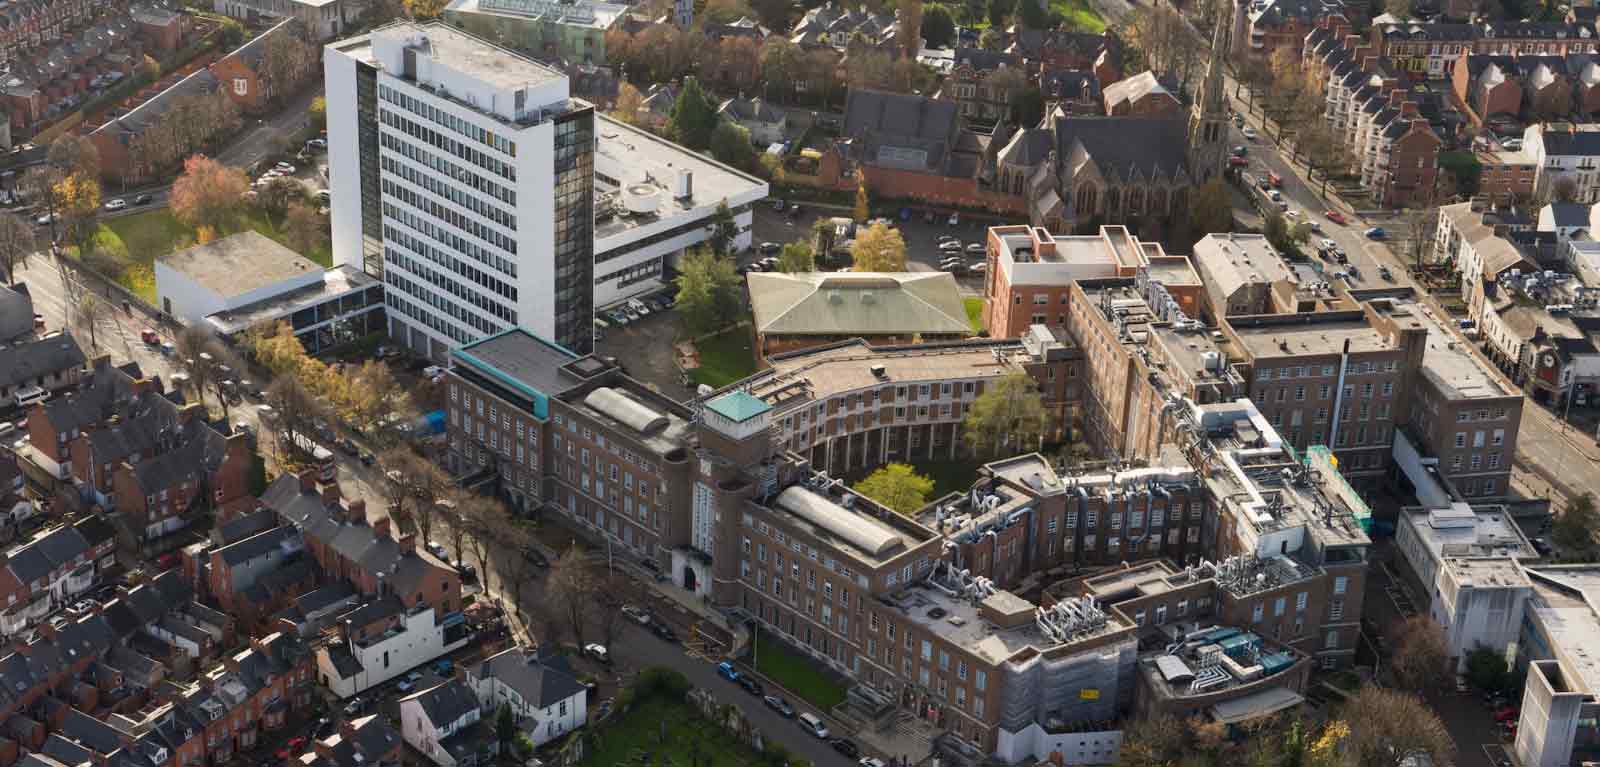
[1324,209,1347,225]
[155,552,179,570]
[1228,156,1249,167]
[1495,707,1519,723]
[140,328,160,345]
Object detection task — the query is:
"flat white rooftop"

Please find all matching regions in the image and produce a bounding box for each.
[593,114,767,243]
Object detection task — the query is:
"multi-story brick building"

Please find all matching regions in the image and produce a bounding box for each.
[1100,71,1181,117]
[936,48,1028,122]
[981,225,1202,340]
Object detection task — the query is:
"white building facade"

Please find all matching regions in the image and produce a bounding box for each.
[325,22,597,358]
[317,605,470,698]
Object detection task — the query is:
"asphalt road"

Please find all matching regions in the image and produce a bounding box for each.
[218,86,325,172]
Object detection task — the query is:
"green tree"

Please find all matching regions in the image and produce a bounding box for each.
[669,77,720,150]
[495,704,515,749]
[963,371,1050,456]
[708,199,739,256]
[812,217,836,261]
[1012,0,1049,28]
[710,121,757,171]
[922,4,957,47]
[978,26,1003,50]
[1554,492,1598,556]
[309,97,327,132]
[850,222,907,271]
[219,18,245,48]
[987,0,1008,27]
[674,248,743,334]
[777,241,814,273]
[1012,86,1045,128]
[854,463,935,515]
[1465,645,1509,693]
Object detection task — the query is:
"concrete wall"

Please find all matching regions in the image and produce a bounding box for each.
[1515,659,1585,767]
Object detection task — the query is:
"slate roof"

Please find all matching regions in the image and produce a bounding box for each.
[844,89,973,176]
[473,647,586,708]
[747,271,970,337]
[1040,69,1099,103]
[998,128,1052,167]
[1249,0,1342,26]
[401,679,479,727]
[216,508,279,545]
[0,283,32,341]
[1053,114,1192,182]
[1541,128,1600,156]
[1102,71,1175,111]
[125,426,227,495]
[953,47,1021,72]
[718,96,783,124]
[1546,202,1590,228]
[217,526,303,567]
[261,475,454,604]
[0,333,85,391]
[5,525,92,584]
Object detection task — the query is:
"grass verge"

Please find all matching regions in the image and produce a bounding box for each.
[1051,0,1106,32]
[963,296,984,334]
[753,629,848,712]
[73,207,333,303]
[579,696,761,766]
[690,328,758,388]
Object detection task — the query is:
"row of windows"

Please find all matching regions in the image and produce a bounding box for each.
[382,201,513,278]
[385,275,500,344]
[385,246,516,326]
[1256,381,1395,403]
[552,413,661,476]
[378,90,518,179]
[1256,360,1398,380]
[385,224,517,304]
[383,180,516,255]
[1448,452,1503,471]
[377,113,518,208]
[382,150,517,231]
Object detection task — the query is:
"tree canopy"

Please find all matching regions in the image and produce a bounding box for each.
[922,4,957,47]
[1554,492,1597,556]
[669,78,720,150]
[853,464,935,516]
[777,241,815,273]
[673,248,743,334]
[963,372,1050,456]
[170,155,249,233]
[850,222,907,271]
[710,121,757,171]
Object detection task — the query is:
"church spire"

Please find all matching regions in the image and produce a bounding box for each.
[1186,0,1233,183]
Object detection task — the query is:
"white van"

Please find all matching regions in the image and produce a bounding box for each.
[14,385,49,409]
[798,712,829,739]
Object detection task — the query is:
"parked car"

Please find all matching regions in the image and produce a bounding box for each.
[860,759,888,767]
[759,241,781,254]
[104,198,126,211]
[965,242,984,255]
[523,547,549,568]
[34,212,55,226]
[1364,227,1386,239]
[454,562,477,582]
[716,661,740,681]
[947,213,959,226]
[763,695,796,718]
[1324,209,1347,224]
[937,234,958,243]
[306,138,329,149]
[1232,145,1247,157]
[426,541,448,559]
[1228,156,1249,167]
[798,712,830,739]
[583,643,611,665]
[737,675,763,695]
[772,199,786,211]
[1268,190,1283,202]
[622,604,651,625]
[360,451,376,466]
[343,697,364,715]
[134,193,153,205]
[829,738,859,757]
[274,162,297,174]
[337,438,359,455]
[140,328,161,345]
[1241,126,1258,140]
[938,240,963,252]
[649,622,678,642]
[1379,265,1393,281]
[422,365,446,379]
[760,256,780,270]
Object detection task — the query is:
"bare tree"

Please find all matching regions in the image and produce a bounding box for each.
[462,504,498,596]
[0,213,36,285]
[379,448,416,527]
[47,135,100,181]
[595,572,628,649]
[1389,615,1452,696]
[497,521,538,611]
[22,165,64,246]
[1342,685,1456,767]
[266,374,322,445]
[76,293,113,351]
[547,545,598,648]
[176,326,243,422]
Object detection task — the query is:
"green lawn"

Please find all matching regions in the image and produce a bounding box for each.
[690,329,758,388]
[75,207,332,302]
[918,459,986,499]
[1051,0,1106,32]
[579,697,763,767]
[753,629,848,711]
[963,297,984,334]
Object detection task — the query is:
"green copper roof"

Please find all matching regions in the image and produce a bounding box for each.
[706,390,771,422]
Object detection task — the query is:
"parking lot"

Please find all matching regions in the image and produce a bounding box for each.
[748,202,994,292]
